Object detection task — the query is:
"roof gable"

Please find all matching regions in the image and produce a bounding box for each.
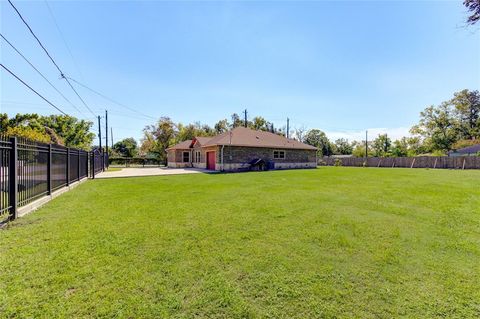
[192,136,213,147]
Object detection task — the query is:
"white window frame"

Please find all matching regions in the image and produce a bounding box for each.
[273,150,286,159]
[195,151,201,163]
[182,151,190,163]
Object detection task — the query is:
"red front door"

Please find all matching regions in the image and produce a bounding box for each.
[206,152,216,170]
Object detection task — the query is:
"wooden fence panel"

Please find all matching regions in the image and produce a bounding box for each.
[319,156,480,169]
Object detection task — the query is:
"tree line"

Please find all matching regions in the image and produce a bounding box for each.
[0,113,95,150]
[111,114,287,161]
[298,89,480,158]
[3,89,479,159]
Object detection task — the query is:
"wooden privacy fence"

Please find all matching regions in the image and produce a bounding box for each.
[0,136,108,223]
[320,156,480,169]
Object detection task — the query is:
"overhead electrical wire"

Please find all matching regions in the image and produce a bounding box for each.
[65,76,157,120]
[44,0,85,82]
[0,33,86,117]
[7,0,96,117]
[0,63,67,115]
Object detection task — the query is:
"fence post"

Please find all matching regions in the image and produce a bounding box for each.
[85,151,89,178]
[8,137,18,220]
[47,144,52,195]
[66,147,70,186]
[104,152,107,171]
[77,149,81,181]
[91,151,95,179]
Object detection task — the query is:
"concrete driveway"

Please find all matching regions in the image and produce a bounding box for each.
[95,167,209,179]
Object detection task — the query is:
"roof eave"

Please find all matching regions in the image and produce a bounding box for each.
[204,143,317,150]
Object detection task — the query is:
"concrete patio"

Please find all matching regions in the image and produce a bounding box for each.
[95,167,210,179]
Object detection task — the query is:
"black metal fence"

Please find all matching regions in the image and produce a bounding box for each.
[320,156,480,169]
[109,157,162,167]
[0,136,108,223]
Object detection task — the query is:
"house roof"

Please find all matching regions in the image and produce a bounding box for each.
[166,139,192,150]
[454,143,480,154]
[192,136,212,146]
[203,127,317,150]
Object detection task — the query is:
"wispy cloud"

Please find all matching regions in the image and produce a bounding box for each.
[325,127,411,142]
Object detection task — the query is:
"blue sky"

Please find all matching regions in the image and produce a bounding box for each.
[1,0,479,143]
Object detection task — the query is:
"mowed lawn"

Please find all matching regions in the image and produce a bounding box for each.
[1,168,479,318]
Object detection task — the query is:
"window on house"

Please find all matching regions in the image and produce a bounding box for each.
[273,150,286,159]
[195,151,201,163]
[183,151,190,163]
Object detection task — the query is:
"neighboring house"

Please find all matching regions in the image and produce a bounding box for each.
[166,127,317,171]
[449,143,480,156]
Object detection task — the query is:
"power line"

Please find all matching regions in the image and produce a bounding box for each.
[0,63,67,115]
[65,76,157,120]
[44,0,85,82]
[7,0,96,117]
[0,33,85,117]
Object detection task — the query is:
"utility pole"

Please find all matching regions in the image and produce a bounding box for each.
[97,115,102,151]
[105,110,108,155]
[365,130,368,158]
[111,127,114,149]
[244,109,248,128]
[286,118,290,138]
[385,133,387,153]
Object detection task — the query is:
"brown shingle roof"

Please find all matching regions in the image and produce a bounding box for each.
[203,127,317,150]
[193,136,213,146]
[166,139,192,150]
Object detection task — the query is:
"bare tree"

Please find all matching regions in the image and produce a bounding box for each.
[292,125,307,142]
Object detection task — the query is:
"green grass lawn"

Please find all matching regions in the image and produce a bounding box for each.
[1,168,479,318]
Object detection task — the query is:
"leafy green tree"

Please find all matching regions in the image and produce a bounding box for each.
[334,138,353,155]
[214,119,229,134]
[4,126,52,143]
[39,115,95,149]
[177,122,214,142]
[351,141,372,158]
[391,137,409,157]
[450,89,480,140]
[142,117,177,163]
[410,90,479,153]
[250,116,270,131]
[230,113,243,128]
[0,113,94,149]
[372,134,392,157]
[402,136,428,156]
[410,103,458,152]
[113,138,138,157]
[201,124,215,136]
[304,129,332,156]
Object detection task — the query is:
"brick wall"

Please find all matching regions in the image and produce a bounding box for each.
[167,149,191,168]
[221,146,316,164]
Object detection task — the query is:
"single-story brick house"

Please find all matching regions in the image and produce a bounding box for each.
[166,127,317,171]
